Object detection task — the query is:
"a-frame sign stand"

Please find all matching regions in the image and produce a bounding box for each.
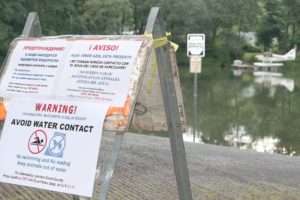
[144,7,193,200]
[17,7,192,200]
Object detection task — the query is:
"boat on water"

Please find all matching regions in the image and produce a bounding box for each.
[232,60,253,69]
[253,61,283,67]
[253,60,283,72]
[253,71,283,77]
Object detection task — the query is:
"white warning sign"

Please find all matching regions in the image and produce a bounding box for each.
[187,34,205,57]
[0,97,108,197]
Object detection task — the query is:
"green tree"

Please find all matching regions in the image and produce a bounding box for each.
[83,0,133,34]
[129,0,151,34]
[0,0,28,63]
[281,0,300,51]
[256,0,283,51]
[232,0,261,38]
[129,0,174,34]
[202,0,237,44]
[199,0,261,62]
[26,0,86,35]
[165,0,205,35]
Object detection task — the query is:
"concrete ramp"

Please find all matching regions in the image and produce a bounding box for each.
[1,132,300,199]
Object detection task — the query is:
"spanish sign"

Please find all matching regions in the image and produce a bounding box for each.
[0,97,108,197]
[187,34,205,57]
[56,40,142,107]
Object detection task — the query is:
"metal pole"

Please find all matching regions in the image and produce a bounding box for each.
[193,73,197,143]
[145,7,193,200]
[98,132,124,200]
[21,12,42,37]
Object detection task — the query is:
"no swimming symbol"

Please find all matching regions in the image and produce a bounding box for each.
[28,130,47,154]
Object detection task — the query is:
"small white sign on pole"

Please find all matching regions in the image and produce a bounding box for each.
[187,34,205,57]
[190,57,202,73]
[0,97,108,197]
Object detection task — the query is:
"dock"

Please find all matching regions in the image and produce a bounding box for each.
[1,132,300,199]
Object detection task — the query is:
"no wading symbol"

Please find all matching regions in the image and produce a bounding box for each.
[45,132,66,158]
[28,130,47,154]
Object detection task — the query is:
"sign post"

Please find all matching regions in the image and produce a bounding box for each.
[187,34,205,142]
[146,8,193,200]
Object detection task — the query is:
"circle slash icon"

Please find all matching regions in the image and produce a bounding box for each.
[45,132,66,158]
[28,130,47,154]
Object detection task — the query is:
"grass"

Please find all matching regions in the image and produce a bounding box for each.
[243,52,257,63]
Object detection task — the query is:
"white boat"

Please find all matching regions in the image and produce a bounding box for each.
[232,60,253,68]
[253,71,283,77]
[253,62,283,67]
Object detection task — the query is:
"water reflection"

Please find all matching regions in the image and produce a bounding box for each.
[183,127,203,143]
[253,72,294,92]
[182,66,300,156]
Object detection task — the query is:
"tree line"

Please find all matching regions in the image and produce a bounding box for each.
[1,0,300,65]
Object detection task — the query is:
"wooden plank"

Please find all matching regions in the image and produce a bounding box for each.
[130,47,186,132]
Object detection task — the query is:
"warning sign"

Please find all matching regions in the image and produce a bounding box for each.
[0,97,108,197]
[28,130,47,154]
[187,34,205,57]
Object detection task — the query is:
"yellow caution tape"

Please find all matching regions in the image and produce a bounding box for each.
[144,31,179,93]
[144,32,179,51]
[169,41,179,52]
[146,55,158,93]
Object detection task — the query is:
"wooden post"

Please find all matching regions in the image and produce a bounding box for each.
[145,7,193,200]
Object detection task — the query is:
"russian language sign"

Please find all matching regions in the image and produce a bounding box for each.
[0,97,108,197]
[0,40,68,96]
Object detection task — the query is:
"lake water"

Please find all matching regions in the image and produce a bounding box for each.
[181,65,300,156]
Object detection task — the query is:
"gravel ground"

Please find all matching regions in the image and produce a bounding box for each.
[1,132,300,200]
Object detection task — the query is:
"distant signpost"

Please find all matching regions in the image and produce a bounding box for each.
[187,33,205,73]
[187,33,205,143]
